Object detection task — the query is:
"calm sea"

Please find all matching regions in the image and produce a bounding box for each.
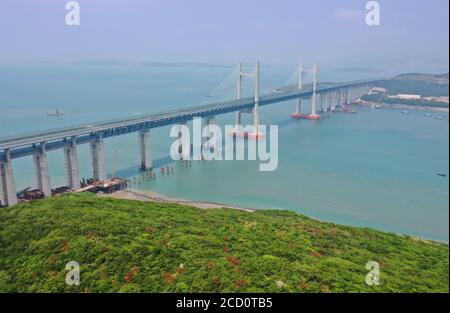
[0,63,448,241]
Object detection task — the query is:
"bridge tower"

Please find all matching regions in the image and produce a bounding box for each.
[230,61,264,139]
[290,61,320,120]
[231,62,250,137]
[248,61,265,139]
[290,62,304,118]
[232,62,243,133]
[0,149,17,207]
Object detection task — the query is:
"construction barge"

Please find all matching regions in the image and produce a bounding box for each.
[7,178,129,205]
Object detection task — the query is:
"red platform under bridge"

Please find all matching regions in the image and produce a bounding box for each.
[229,129,265,139]
[289,113,321,120]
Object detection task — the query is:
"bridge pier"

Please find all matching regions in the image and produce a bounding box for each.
[234,111,241,129]
[202,117,214,154]
[203,117,213,139]
[234,62,242,130]
[176,122,190,160]
[64,137,81,190]
[325,93,332,116]
[320,94,325,113]
[0,149,17,207]
[139,130,152,170]
[33,142,52,197]
[294,99,302,115]
[331,91,337,111]
[90,138,106,181]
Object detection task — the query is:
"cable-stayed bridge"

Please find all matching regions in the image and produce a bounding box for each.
[0,62,385,206]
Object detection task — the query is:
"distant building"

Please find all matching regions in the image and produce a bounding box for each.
[423,96,449,103]
[390,94,422,100]
[369,87,387,94]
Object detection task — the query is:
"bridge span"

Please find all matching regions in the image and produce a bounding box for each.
[0,61,383,206]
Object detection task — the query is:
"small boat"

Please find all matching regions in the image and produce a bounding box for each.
[401,110,409,114]
[437,172,447,177]
[424,114,432,117]
[46,108,66,117]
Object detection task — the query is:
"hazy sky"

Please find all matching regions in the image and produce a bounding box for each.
[0,0,448,70]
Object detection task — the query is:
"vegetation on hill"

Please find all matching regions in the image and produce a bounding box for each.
[394,73,449,83]
[0,193,448,293]
[367,72,449,100]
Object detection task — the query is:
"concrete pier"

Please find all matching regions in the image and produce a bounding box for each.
[0,149,17,206]
[202,117,216,156]
[234,111,241,129]
[295,99,302,114]
[33,142,52,197]
[139,130,152,170]
[234,62,243,130]
[203,117,214,140]
[176,122,190,160]
[64,136,81,189]
[90,138,106,181]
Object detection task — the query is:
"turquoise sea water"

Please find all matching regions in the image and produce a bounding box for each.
[0,63,448,241]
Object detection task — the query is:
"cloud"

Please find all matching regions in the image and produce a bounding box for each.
[332,8,365,23]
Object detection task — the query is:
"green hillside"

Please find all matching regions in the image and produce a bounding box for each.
[368,73,449,98]
[0,193,448,293]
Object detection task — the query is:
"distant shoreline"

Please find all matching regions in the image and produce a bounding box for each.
[356,100,449,113]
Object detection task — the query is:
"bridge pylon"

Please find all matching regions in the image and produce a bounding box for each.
[248,61,265,140]
[230,62,246,137]
[229,61,264,140]
[290,61,320,120]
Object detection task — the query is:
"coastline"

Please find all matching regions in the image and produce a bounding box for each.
[97,188,256,212]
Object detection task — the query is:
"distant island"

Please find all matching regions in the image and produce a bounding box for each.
[361,73,449,109]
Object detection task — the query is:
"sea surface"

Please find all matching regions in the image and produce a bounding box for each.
[0,63,448,241]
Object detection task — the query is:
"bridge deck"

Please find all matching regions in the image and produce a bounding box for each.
[0,79,382,160]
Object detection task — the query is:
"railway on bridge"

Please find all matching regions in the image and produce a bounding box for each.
[0,61,384,206]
